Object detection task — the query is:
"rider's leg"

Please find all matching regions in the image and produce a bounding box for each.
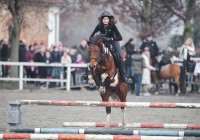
[111,41,129,83]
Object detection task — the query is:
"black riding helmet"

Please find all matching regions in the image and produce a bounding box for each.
[98,11,114,21]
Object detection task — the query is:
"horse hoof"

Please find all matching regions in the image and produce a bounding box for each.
[176,93,179,96]
[89,83,96,88]
[122,123,127,130]
[155,91,159,95]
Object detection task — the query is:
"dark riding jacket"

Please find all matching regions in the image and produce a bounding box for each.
[90,23,122,41]
[140,40,159,59]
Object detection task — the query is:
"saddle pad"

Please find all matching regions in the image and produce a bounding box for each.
[161,64,170,72]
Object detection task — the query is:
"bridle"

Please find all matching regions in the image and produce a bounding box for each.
[89,43,104,64]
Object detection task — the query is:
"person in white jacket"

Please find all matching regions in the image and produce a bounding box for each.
[179,38,196,93]
[179,38,196,61]
[141,47,156,96]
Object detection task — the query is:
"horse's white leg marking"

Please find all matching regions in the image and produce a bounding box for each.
[88,75,96,87]
[110,72,119,87]
[99,73,108,94]
[122,108,126,129]
[106,113,110,128]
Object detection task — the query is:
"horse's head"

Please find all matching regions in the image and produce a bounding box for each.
[88,33,105,71]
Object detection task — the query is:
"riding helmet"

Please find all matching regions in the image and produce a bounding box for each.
[98,11,114,21]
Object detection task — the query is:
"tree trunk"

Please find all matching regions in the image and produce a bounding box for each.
[143,0,153,35]
[182,0,195,42]
[10,17,20,77]
[7,0,22,77]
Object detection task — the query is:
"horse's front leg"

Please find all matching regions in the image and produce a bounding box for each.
[101,94,111,128]
[106,106,111,128]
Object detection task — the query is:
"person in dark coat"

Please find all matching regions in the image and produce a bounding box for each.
[0,40,10,77]
[124,38,135,93]
[51,46,62,87]
[77,40,89,63]
[124,38,135,78]
[19,40,27,62]
[140,34,159,66]
[34,46,46,86]
[82,11,129,82]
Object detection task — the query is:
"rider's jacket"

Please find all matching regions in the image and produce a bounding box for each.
[140,39,159,59]
[90,23,122,41]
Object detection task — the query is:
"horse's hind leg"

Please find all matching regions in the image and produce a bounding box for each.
[106,106,111,127]
[119,82,128,129]
[121,107,126,129]
[174,76,181,96]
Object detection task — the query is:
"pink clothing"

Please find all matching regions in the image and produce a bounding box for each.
[75,59,86,71]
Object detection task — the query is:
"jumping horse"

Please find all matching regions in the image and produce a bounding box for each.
[87,33,128,128]
[152,55,182,96]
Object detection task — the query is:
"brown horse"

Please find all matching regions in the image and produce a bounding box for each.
[87,33,128,128]
[152,56,181,96]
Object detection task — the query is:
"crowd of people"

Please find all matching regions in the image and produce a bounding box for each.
[0,34,199,94]
[0,34,199,93]
[124,35,199,96]
[0,39,89,88]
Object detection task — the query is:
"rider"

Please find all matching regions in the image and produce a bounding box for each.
[81,11,128,82]
[158,50,172,71]
[140,34,159,67]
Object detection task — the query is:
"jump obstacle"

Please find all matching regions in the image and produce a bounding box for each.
[7,100,200,139]
[62,122,200,129]
[9,128,200,137]
[16,100,200,108]
[0,134,184,140]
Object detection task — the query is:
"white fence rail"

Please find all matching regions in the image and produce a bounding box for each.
[0,61,88,91]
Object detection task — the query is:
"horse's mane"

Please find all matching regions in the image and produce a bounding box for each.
[90,32,104,44]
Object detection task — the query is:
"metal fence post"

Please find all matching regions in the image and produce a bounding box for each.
[67,65,71,91]
[19,64,23,90]
[7,101,22,129]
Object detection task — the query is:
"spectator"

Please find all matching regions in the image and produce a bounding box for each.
[74,54,86,85]
[124,38,135,93]
[0,39,10,77]
[141,47,156,96]
[77,40,89,62]
[19,40,27,62]
[25,45,36,83]
[69,48,78,85]
[179,37,196,92]
[51,46,62,87]
[45,51,53,88]
[61,50,72,81]
[58,41,64,57]
[131,49,145,96]
[34,43,39,53]
[34,46,46,87]
[124,38,135,79]
[140,34,159,67]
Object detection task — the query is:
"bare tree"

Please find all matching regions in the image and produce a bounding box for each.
[0,0,50,77]
[163,0,200,42]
